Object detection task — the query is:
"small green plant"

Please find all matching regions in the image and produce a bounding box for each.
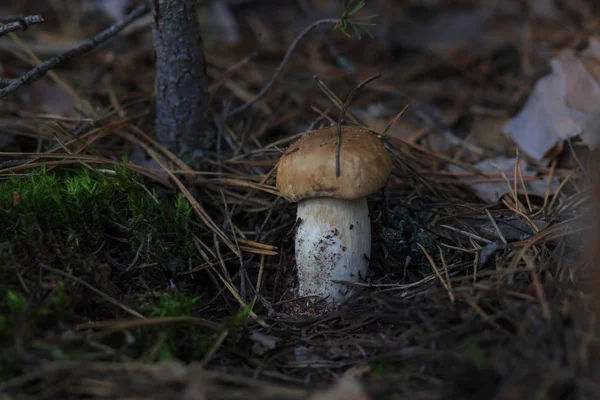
[192,304,252,359]
[336,0,378,39]
[0,283,72,340]
[0,289,27,338]
[133,292,211,361]
[0,283,75,382]
[148,292,201,318]
[465,341,487,370]
[223,303,252,332]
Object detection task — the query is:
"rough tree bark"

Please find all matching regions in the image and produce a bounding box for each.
[151,0,211,155]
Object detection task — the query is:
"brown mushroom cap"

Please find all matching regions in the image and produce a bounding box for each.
[276,125,393,202]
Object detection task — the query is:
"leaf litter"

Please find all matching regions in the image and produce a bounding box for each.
[503,36,600,160]
[0,1,600,399]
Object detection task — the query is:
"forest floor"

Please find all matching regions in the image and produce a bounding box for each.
[1,1,600,399]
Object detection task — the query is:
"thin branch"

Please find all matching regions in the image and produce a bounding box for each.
[0,15,44,38]
[0,77,17,85]
[335,72,381,177]
[0,3,150,98]
[226,18,340,118]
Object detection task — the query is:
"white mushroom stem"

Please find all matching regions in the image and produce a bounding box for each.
[294,197,371,304]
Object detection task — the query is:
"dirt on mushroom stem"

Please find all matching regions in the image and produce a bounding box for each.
[294,196,371,304]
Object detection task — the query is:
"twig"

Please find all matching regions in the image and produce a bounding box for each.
[0,15,44,38]
[336,72,380,126]
[200,329,229,368]
[226,18,340,118]
[0,3,150,97]
[335,72,381,176]
[0,77,17,85]
[313,75,361,125]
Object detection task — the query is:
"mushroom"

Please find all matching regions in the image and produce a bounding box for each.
[276,125,392,304]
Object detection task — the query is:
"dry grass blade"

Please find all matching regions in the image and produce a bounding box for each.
[142,145,240,257]
[237,246,278,256]
[468,299,517,340]
[217,178,280,196]
[200,329,229,368]
[229,237,277,251]
[522,252,551,320]
[417,243,455,303]
[381,104,409,136]
[314,75,362,125]
[210,266,269,328]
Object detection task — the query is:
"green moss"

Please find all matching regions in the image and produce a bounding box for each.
[0,165,206,380]
[131,292,214,361]
[144,292,202,318]
[0,166,193,261]
[129,295,252,362]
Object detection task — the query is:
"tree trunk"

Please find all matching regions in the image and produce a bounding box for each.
[151,0,211,155]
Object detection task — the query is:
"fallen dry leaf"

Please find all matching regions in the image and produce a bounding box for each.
[448,156,558,203]
[503,36,600,160]
[250,330,280,355]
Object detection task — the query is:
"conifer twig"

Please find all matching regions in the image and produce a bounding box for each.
[227,1,376,118]
[226,18,340,118]
[0,3,149,98]
[335,73,381,177]
[0,15,44,37]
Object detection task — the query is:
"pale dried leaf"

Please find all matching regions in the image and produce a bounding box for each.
[503,55,581,160]
[250,330,280,355]
[503,37,600,160]
[448,157,558,203]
